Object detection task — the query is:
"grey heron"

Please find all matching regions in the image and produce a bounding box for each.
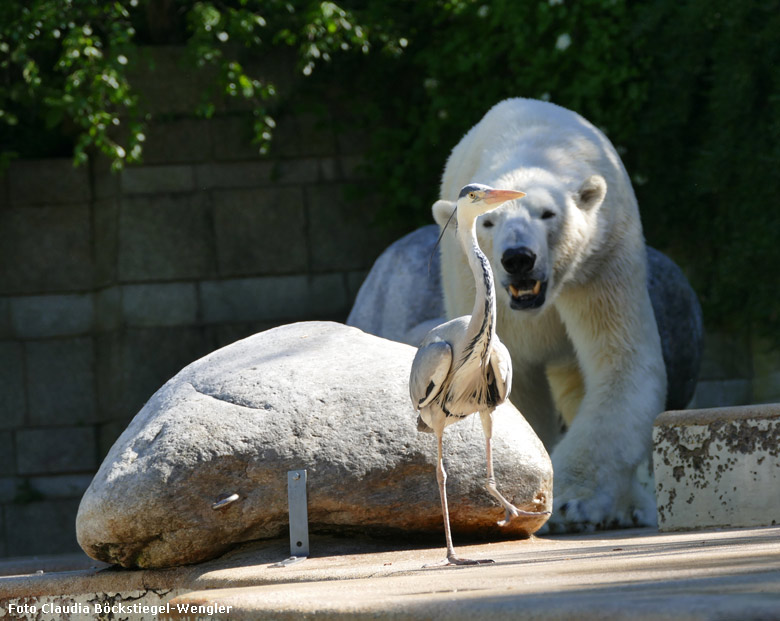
[410,183,549,565]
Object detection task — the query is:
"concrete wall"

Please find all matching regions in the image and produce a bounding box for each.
[0,96,400,556]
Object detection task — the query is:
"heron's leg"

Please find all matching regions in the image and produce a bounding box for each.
[435,428,457,561]
[433,421,492,566]
[480,411,549,526]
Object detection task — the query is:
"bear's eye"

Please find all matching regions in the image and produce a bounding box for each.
[541,210,556,220]
[482,218,494,228]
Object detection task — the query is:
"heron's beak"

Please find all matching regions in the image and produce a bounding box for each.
[483,189,526,205]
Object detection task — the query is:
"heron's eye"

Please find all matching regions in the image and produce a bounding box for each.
[482,218,494,228]
[468,192,477,200]
[541,210,556,220]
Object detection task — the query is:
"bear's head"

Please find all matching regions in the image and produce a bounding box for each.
[433,173,607,314]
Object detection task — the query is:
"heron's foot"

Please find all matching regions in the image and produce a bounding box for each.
[446,555,494,566]
[486,481,550,526]
[422,556,494,568]
[497,504,552,527]
[497,507,515,527]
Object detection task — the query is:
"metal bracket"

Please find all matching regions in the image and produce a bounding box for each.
[270,469,309,567]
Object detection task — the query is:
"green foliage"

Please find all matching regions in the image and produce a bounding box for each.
[330,0,646,226]
[0,0,406,166]
[182,0,278,153]
[0,0,777,338]
[629,0,780,340]
[0,0,144,169]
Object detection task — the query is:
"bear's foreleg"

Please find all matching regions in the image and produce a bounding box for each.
[510,364,562,450]
[547,283,666,532]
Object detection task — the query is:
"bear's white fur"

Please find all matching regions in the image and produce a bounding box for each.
[433,98,666,530]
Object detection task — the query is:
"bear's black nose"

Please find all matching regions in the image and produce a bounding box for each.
[501,247,536,275]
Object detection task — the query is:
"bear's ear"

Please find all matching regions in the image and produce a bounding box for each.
[576,175,607,211]
[432,199,456,228]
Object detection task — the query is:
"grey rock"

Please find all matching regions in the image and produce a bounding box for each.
[77,321,552,569]
[347,225,703,410]
[646,247,704,410]
[347,226,444,346]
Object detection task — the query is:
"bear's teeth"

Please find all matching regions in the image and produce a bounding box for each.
[509,282,542,298]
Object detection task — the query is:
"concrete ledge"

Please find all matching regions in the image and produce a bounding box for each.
[654,403,780,531]
[0,554,107,579]
[655,403,780,426]
[1,528,779,620]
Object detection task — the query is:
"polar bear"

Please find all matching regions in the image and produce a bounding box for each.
[428,98,666,531]
[348,98,703,531]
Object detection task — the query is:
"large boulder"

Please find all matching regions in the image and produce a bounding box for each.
[77,321,552,569]
[346,226,444,346]
[347,225,703,411]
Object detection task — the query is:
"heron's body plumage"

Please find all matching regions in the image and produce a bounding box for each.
[410,211,511,426]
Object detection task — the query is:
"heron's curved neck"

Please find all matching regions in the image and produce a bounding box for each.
[457,214,496,356]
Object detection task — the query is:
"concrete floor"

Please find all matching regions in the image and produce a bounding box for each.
[1,526,779,620]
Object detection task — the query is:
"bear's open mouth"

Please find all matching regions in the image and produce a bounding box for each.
[506,279,547,310]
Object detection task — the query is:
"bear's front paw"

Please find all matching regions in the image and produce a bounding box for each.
[543,496,614,533]
[540,483,656,534]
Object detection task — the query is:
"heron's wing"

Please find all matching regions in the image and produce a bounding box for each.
[489,339,513,403]
[409,339,453,410]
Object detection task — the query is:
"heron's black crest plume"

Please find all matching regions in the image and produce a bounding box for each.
[458,183,487,199]
[428,204,458,275]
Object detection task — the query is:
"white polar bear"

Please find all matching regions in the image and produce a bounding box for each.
[431,98,667,531]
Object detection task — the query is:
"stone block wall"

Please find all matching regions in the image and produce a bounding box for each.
[0,95,399,556]
[688,333,780,409]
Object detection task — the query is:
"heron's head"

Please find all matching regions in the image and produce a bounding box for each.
[456,183,526,222]
[430,183,527,273]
